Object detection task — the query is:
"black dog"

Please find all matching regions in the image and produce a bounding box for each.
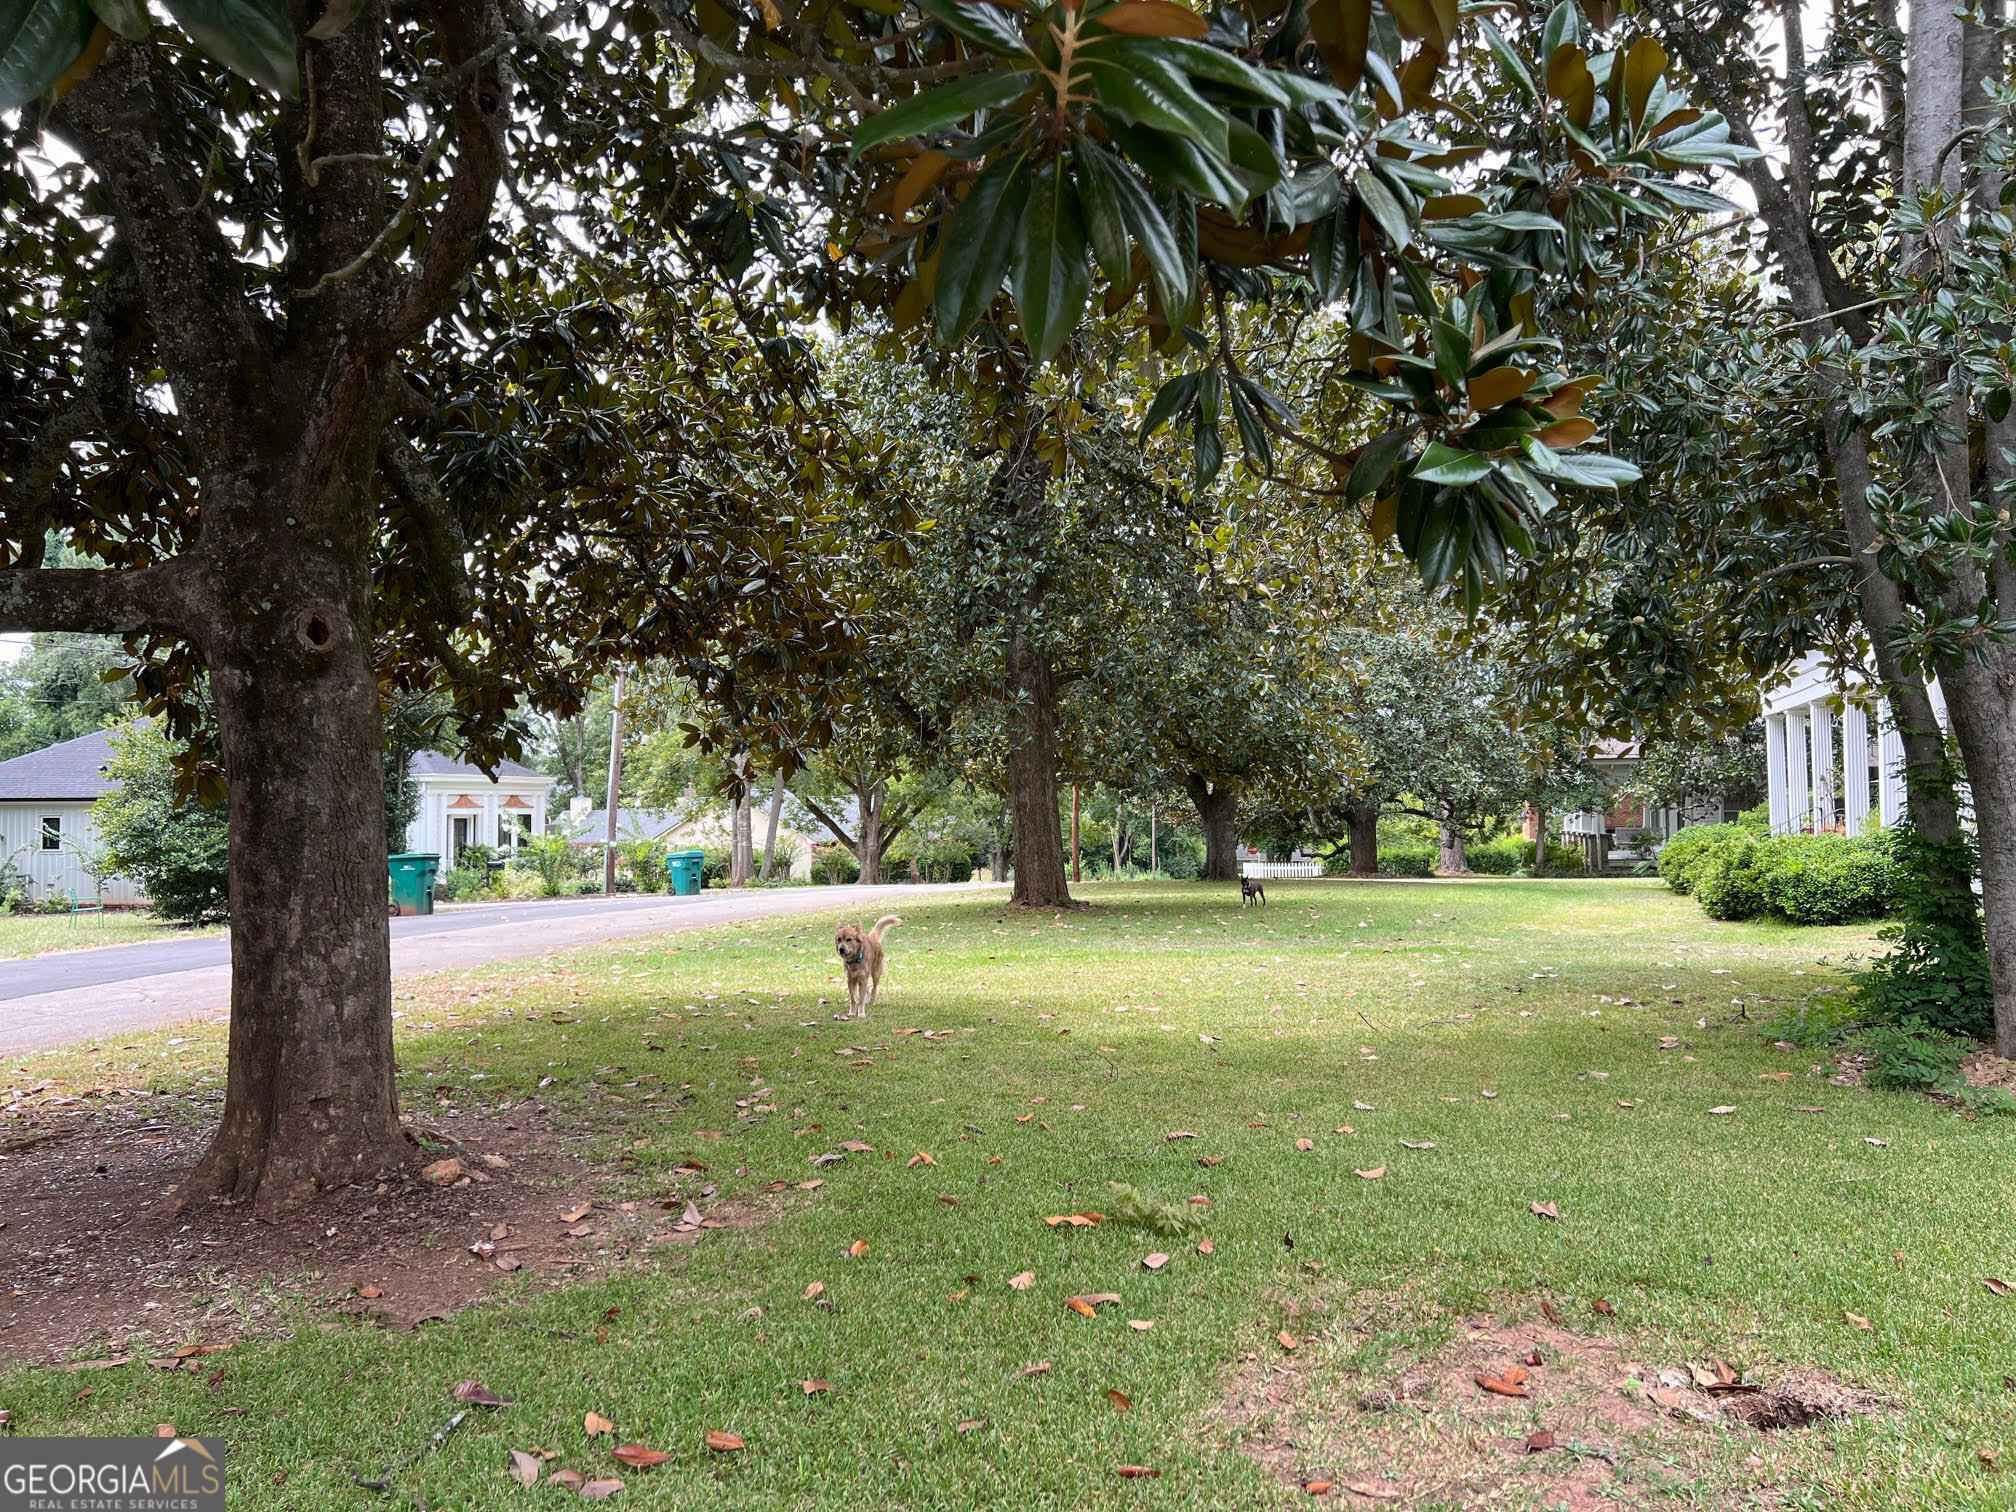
[1241,876,1266,907]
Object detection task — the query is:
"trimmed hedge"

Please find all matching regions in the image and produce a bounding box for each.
[1375,838,1583,876]
[1675,828,1895,925]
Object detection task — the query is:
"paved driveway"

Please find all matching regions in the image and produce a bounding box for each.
[0,883,991,1057]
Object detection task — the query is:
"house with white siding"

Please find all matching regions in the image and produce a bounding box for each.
[1759,652,1918,835]
[404,751,553,863]
[0,728,146,905]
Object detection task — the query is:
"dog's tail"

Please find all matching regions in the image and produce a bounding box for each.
[869,914,903,942]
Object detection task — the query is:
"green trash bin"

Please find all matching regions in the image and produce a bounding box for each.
[667,849,707,896]
[388,852,441,916]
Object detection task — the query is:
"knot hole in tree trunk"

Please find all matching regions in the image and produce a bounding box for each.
[292,601,346,659]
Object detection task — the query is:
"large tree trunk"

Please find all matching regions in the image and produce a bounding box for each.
[1007,634,1071,906]
[760,770,786,881]
[1186,775,1239,882]
[1344,798,1379,876]
[729,753,753,886]
[180,549,407,1207]
[856,782,883,886]
[1436,799,1469,875]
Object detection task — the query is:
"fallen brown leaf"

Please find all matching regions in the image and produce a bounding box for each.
[506,1449,541,1487]
[419,1158,461,1187]
[612,1444,672,1469]
[955,1417,986,1434]
[1294,1138,1315,1151]
[1343,1483,1400,1502]
[1475,1367,1530,1398]
[1164,1130,1198,1140]
[1107,1388,1131,1412]
[1354,1167,1385,1180]
[1540,1299,1561,1325]
[1008,1271,1035,1290]
[802,1379,830,1394]
[1525,1430,1555,1453]
[1128,1319,1154,1331]
[354,1283,383,1300]
[704,1430,744,1452]
[1018,1361,1052,1378]
[1067,1297,1097,1317]
[1334,1125,1355,1134]
[1142,1253,1170,1271]
[1707,1105,1737,1115]
[946,1290,968,1302]
[1530,1201,1559,1220]
[584,1412,614,1436]
[1591,1299,1615,1316]
[580,1478,624,1501]
[1304,1480,1334,1495]
[847,1239,869,1258]
[938,1194,960,1208]
[560,1203,592,1223]
[1196,1237,1214,1255]
[550,1469,586,1491]
[1116,1466,1160,1479]
[801,1281,824,1301]
[453,1380,511,1407]
[1845,1311,1873,1330]
[1197,1154,1224,1166]
[1987,1278,2014,1298]
[906,1150,936,1167]
[1277,1330,1299,1351]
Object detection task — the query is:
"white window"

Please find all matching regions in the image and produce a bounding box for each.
[39,815,61,850]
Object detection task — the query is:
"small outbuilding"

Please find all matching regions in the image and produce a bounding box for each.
[0,728,146,905]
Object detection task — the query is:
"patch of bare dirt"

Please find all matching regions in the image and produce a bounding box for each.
[0,1101,764,1367]
[1961,1050,2016,1092]
[1224,1304,1885,1509]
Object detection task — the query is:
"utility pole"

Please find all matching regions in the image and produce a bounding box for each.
[602,666,626,898]
[760,768,787,882]
[1070,784,1081,883]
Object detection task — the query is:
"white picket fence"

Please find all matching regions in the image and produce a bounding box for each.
[1240,861,1322,879]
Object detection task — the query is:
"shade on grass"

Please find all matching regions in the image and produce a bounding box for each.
[4,879,2011,1509]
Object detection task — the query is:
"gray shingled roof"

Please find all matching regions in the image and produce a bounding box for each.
[0,729,123,801]
[572,807,683,841]
[408,750,549,782]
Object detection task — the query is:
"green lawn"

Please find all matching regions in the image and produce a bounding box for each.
[6,879,2014,1509]
[0,908,220,958]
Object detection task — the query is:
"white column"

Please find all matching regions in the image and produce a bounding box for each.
[1765,714,1789,835]
[1785,709,1809,833]
[1877,698,1906,828]
[1842,704,1870,837]
[1807,701,1834,833]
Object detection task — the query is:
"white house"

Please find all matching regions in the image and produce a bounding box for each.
[567,800,816,881]
[0,729,146,905]
[1759,652,1921,836]
[405,751,553,863]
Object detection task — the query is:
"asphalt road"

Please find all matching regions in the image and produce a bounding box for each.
[0,882,989,1055]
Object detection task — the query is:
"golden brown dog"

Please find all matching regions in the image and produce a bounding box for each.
[835,914,902,1018]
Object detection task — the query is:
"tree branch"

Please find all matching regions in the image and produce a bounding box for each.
[45,40,274,469]
[380,421,476,620]
[378,0,512,352]
[0,562,199,636]
[798,794,860,854]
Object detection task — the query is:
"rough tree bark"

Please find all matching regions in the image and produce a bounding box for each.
[1186,775,1239,882]
[799,778,914,886]
[760,770,786,881]
[986,415,1072,908]
[1344,798,1379,876]
[1435,799,1469,875]
[730,752,754,886]
[0,11,508,1208]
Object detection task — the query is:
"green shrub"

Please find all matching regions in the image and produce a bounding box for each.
[1862,1018,1971,1092]
[1378,843,1436,877]
[810,846,860,885]
[1465,837,1585,875]
[1761,832,1894,924]
[1157,833,1203,880]
[91,725,230,924]
[439,864,493,902]
[1657,823,1750,895]
[1693,835,1769,920]
[1761,988,1863,1048]
[1856,830,1992,1038]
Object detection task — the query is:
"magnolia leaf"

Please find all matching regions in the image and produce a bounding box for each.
[851,69,1032,154]
[84,0,145,40]
[1094,1,1207,39]
[1412,441,1492,485]
[161,0,299,97]
[934,150,1030,344]
[1009,153,1091,362]
[0,0,95,109]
